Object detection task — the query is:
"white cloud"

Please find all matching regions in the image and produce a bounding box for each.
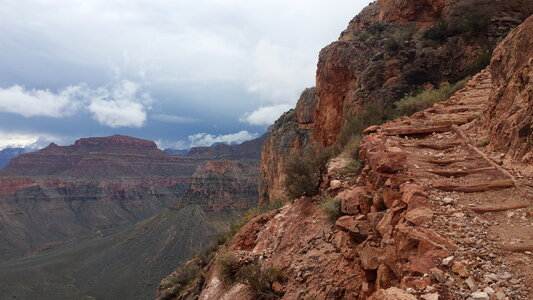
[0,85,83,118]
[0,80,151,128]
[241,104,293,126]
[156,130,259,149]
[188,130,258,147]
[87,80,151,128]
[151,114,198,124]
[0,130,62,150]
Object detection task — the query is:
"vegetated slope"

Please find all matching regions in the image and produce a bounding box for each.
[0,157,260,300]
[162,8,532,300]
[260,0,533,204]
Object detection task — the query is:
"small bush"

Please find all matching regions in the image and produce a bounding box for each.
[477,140,490,147]
[423,21,450,42]
[216,252,242,287]
[284,146,335,199]
[423,12,490,43]
[158,262,200,298]
[469,50,492,75]
[394,78,469,118]
[384,37,400,52]
[319,195,342,222]
[366,22,390,35]
[237,263,285,299]
[338,100,394,148]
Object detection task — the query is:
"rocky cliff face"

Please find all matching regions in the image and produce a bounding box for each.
[0,135,264,260]
[314,0,533,146]
[187,135,266,160]
[3,135,199,177]
[260,0,533,204]
[180,160,259,212]
[169,4,533,300]
[483,16,533,176]
[0,135,263,299]
[259,88,317,203]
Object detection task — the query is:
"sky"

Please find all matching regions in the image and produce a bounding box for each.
[0,0,366,150]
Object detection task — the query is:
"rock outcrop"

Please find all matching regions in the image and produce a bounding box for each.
[3,135,198,177]
[260,0,533,205]
[259,89,317,203]
[187,135,266,160]
[180,160,259,212]
[165,4,533,300]
[483,16,533,176]
[315,0,533,146]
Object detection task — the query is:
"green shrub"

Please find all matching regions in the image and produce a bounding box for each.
[236,263,285,299]
[469,50,492,75]
[394,78,469,118]
[338,100,394,148]
[477,140,490,147]
[284,146,335,199]
[384,37,400,52]
[319,195,342,222]
[423,12,490,43]
[158,262,200,298]
[366,22,390,35]
[423,21,450,42]
[216,252,242,287]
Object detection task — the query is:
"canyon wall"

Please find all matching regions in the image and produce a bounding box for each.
[483,16,533,176]
[260,0,533,203]
[0,135,263,260]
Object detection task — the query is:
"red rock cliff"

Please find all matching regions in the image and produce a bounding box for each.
[483,16,533,176]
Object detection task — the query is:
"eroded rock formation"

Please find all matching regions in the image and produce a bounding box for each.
[483,16,533,176]
[164,3,533,300]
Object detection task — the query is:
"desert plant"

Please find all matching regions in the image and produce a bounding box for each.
[469,50,492,75]
[477,140,490,147]
[158,262,201,299]
[236,262,285,299]
[284,146,335,199]
[394,78,469,118]
[216,252,242,287]
[384,37,400,52]
[319,195,342,222]
[338,100,394,148]
[423,12,490,43]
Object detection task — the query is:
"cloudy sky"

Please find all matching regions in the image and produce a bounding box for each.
[0,0,366,149]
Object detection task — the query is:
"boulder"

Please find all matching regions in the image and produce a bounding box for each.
[369,287,417,300]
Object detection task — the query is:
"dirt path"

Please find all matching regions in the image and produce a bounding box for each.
[377,69,532,299]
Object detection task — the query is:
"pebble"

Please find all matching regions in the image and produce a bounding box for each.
[484,273,498,282]
[442,197,454,204]
[421,293,439,300]
[471,291,489,300]
[483,287,495,295]
[442,256,454,266]
[452,261,470,277]
[465,277,477,292]
[500,272,512,280]
[330,180,341,190]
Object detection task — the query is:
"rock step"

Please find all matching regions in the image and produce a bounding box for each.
[431,180,515,192]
